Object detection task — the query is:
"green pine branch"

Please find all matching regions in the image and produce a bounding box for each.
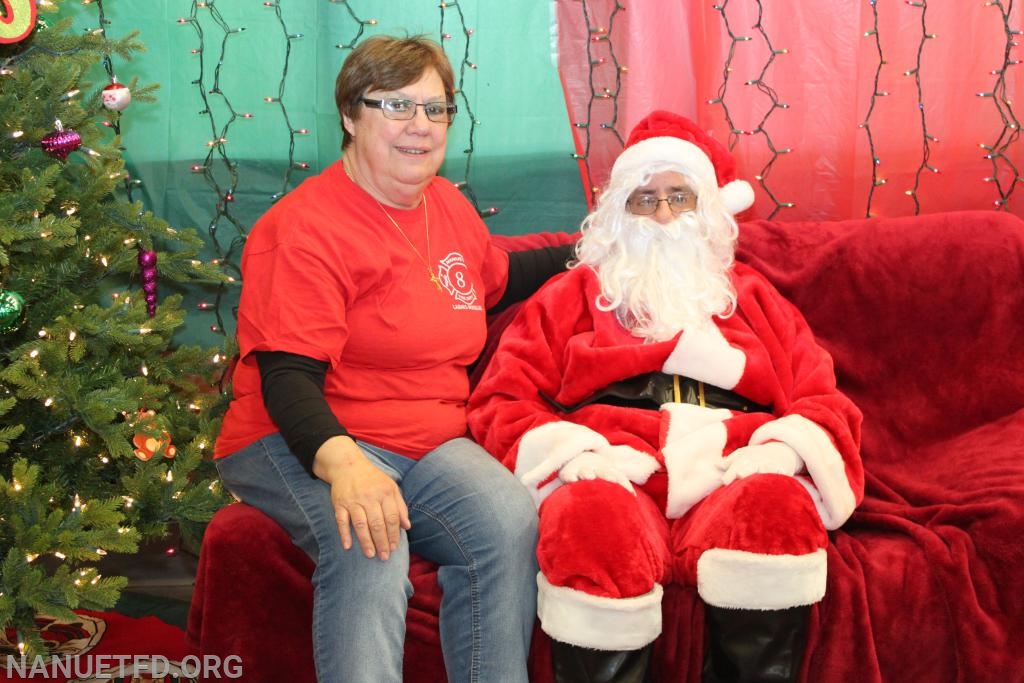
[0,0,234,652]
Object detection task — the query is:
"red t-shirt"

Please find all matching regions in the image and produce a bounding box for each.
[215,160,510,459]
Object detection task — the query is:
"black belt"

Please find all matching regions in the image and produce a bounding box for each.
[541,372,772,414]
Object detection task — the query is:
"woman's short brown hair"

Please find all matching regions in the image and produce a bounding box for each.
[335,35,456,149]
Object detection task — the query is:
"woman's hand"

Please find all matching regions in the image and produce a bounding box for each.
[313,436,411,561]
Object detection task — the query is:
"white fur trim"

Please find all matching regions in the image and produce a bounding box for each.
[719,178,755,214]
[610,137,717,190]
[537,573,664,650]
[661,401,733,445]
[661,325,746,390]
[750,414,857,530]
[659,403,732,518]
[697,548,827,610]
[515,421,609,507]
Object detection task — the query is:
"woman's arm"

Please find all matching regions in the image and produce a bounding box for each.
[489,242,574,313]
[257,350,348,475]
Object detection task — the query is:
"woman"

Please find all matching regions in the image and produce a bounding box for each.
[213,35,571,682]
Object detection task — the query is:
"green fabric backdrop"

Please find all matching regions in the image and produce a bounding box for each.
[62,1,588,345]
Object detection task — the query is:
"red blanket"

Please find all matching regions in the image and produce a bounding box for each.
[730,210,1024,682]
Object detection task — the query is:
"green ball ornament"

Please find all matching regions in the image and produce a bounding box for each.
[0,290,26,334]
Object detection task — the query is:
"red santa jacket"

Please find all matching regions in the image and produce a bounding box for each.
[467,263,864,528]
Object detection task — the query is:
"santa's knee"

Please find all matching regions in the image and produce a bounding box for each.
[538,479,667,600]
[679,474,830,610]
[535,480,668,651]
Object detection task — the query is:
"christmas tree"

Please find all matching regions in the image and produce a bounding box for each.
[0,1,231,655]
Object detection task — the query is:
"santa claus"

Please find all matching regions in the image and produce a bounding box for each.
[467,111,864,683]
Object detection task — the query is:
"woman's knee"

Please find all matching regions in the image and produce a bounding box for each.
[479,475,539,551]
[443,449,539,544]
[315,533,412,591]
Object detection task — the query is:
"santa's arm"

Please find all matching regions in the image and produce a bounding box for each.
[739,270,865,529]
[468,275,657,505]
[469,274,594,464]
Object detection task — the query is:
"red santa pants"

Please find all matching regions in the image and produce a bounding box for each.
[671,474,830,610]
[533,475,829,649]
[534,479,670,649]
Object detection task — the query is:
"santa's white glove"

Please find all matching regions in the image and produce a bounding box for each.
[560,451,636,493]
[559,445,661,494]
[720,442,803,486]
[592,444,661,484]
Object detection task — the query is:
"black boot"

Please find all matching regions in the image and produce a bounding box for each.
[551,638,652,683]
[701,605,810,683]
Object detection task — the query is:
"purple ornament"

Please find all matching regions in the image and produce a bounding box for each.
[40,120,82,161]
[138,249,158,317]
[138,250,158,268]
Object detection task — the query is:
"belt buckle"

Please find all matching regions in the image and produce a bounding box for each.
[671,374,706,408]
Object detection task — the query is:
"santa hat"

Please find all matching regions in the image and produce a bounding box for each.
[609,111,755,215]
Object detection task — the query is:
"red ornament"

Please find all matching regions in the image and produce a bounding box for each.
[40,120,82,161]
[138,249,158,317]
[102,78,132,112]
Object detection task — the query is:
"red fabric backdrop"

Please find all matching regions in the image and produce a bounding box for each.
[556,0,1024,221]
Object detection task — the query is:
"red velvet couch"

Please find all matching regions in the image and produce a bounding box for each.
[186,210,1024,682]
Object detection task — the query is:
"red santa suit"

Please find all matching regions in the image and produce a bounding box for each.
[467,262,863,650]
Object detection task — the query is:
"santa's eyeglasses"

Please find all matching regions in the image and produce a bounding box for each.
[625,192,697,215]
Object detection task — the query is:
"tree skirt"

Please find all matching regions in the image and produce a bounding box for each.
[0,610,213,682]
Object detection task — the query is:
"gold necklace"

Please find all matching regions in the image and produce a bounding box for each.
[374,194,442,291]
[343,157,442,291]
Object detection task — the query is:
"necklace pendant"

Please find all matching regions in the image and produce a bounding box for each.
[374,195,443,293]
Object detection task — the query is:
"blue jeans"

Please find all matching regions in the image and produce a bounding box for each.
[215,433,539,683]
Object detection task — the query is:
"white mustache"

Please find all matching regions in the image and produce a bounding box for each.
[633,211,702,242]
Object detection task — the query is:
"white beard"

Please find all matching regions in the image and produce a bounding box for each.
[575,206,738,342]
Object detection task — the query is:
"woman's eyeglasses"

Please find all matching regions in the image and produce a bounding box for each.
[625,192,697,216]
[361,97,457,123]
